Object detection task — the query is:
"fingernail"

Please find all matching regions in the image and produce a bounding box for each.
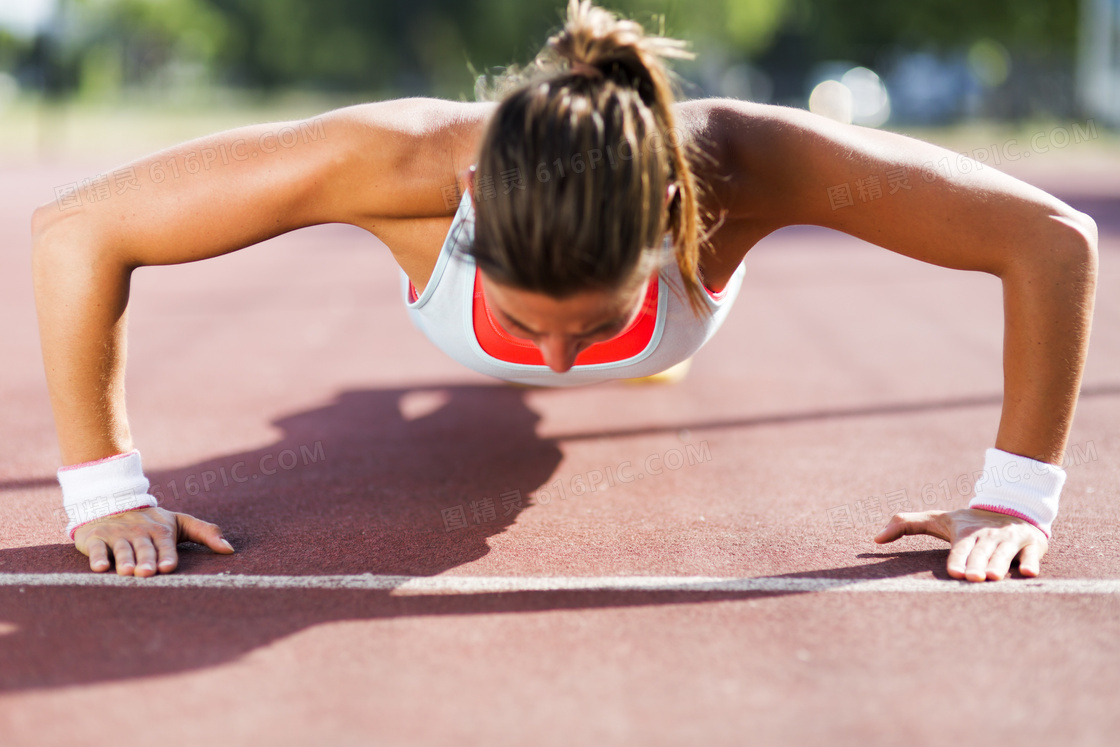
[220,539,234,552]
[138,563,154,572]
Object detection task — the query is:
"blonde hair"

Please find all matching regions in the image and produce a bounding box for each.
[469,0,719,317]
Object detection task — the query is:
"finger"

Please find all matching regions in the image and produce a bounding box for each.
[132,537,158,577]
[177,514,235,554]
[154,529,179,573]
[946,534,979,579]
[873,514,914,543]
[1017,542,1044,577]
[87,538,111,573]
[984,540,1024,581]
[873,510,945,546]
[112,539,137,576]
[964,537,1001,582]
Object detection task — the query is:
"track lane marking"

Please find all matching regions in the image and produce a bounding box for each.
[2,574,1120,594]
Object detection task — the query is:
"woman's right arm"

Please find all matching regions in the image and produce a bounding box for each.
[30,97,494,575]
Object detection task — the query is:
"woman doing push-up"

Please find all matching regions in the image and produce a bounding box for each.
[31,0,1098,582]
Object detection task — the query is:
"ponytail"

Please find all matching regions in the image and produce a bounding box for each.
[471,0,719,316]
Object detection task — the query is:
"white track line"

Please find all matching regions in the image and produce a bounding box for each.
[1,573,1120,594]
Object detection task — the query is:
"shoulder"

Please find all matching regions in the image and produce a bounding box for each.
[672,97,1095,279]
[672,98,826,230]
[317,97,498,222]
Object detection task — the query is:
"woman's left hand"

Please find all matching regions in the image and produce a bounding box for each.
[874,508,1048,582]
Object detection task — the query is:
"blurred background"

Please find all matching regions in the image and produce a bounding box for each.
[1,0,1119,160]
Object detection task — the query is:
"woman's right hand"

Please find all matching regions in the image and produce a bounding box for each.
[73,507,234,576]
[32,100,488,578]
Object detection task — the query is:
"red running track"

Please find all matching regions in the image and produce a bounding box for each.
[1,154,1119,746]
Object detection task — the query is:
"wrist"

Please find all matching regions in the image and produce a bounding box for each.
[967,447,1065,539]
[57,449,159,540]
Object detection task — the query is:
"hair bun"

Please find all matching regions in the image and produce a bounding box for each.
[544,0,692,107]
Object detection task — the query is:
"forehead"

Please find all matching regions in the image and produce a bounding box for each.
[480,272,649,331]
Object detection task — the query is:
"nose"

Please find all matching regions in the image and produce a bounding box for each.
[537,335,585,373]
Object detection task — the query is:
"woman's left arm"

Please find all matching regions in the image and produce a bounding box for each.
[689,99,1099,582]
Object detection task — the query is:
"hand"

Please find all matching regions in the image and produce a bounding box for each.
[874,508,1048,582]
[73,507,234,577]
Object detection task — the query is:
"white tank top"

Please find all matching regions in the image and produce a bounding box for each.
[400,190,746,387]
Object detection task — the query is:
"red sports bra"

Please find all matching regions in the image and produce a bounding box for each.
[409,268,660,366]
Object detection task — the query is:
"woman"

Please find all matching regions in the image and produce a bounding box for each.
[31,0,1097,582]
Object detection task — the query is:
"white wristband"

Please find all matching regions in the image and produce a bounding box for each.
[57,450,159,540]
[967,447,1065,539]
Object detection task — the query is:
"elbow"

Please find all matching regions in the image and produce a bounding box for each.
[30,200,75,265]
[30,201,103,290]
[1044,208,1099,280]
[1066,209,1099,279]
[30,202,59,285]
[1064,206,1099,252]
[1028,209,1100,309]
[30,201,55,252]
[1076,209,1099,258]
[30,200,74,284]
[1002,208,1099,290]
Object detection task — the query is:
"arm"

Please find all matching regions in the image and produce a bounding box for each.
[693,98,1098,580]
[31,97,493,574]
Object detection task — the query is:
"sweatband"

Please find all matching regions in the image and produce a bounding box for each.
[968,447,1066,539]
[57,449,159,540]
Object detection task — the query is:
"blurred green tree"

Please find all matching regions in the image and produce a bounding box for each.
[67,0,229,97]
[195,0,792,96]
[786,0,1078,61]
[11,0,1081,101]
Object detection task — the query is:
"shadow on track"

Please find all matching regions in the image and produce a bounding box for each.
[0,384,1036,693]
